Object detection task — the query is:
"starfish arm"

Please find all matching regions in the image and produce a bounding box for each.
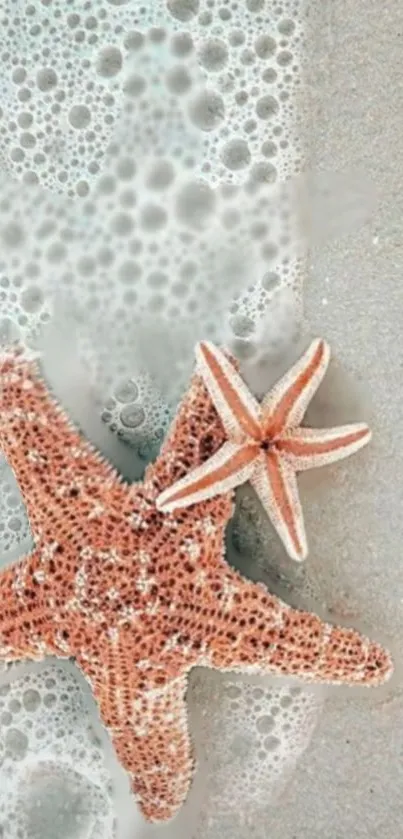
[205,568,393,687]
[78,654,193,823]
[261,338,330,436]
[275,424,372,471]
[156,440,259,513]
[0,350,118,540]
[195,341,262,440]
[0,555,53,662]
[250,451,308,562]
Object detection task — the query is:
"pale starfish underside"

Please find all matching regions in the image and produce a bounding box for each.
[157,338,371,562]
[0,347,392,823]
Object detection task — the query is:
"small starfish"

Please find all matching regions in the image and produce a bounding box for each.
[157,339,371,562]
[0,347,392,823]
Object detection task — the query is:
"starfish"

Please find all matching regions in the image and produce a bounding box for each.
[0,346,392,823]
[157,339,371,562]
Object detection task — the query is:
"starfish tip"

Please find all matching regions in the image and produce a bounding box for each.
[290,545,308,563]
[365,641,394,686]
[313,336,331,363]
[362,424,372,440]
[355,423,372,450]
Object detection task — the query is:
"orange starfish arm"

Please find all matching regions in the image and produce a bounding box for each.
[156,440,258,513]
[0,554,54,662]
[0,351,118,540]
[196,341,262,440]
[78,654,193,823]
[262,338,330,436]
[276,424,372,470]
[250,450,308,562]
[206,568,393,687]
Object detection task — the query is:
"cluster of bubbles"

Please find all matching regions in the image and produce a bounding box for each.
[0,14,304,439]
[166,0,305,187]
[184,669,324,838]
[0,457,31,562]
[0,0,159,194]
[0,0,304,194]
[0,662,116,839]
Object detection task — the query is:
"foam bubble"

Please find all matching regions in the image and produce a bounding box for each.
[175,179,216,226]
[186,669,323,828]
[166,64,193,94]
[256,93,280,120]
[188,88,225,130]
[167,0,200,22]
[68,105,92,130]
[198,38,229,72]
[145,159,175,190]
[254,34,277,59]
[220,139,252,171]
[120,404,146,428]
[95,46,123,78]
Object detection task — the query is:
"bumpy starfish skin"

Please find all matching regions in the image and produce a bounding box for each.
[0,349,392,822]
[157,339,372,562]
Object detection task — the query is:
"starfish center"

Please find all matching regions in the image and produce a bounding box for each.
[260,439,272,452]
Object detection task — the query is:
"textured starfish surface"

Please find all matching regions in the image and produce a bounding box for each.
[157,339,372,562]
[0,347,392,823]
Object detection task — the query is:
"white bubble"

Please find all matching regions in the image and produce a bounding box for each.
[254,34,277,59]
[170,32,194,57]
[262,271,281,292]
[140,204,167,231]
[220,138,251,171]
[123,73,146,97]
[256,94,280,120]
[96,46,123,77]
[256,714,275,734]
[188,89,225,130]
[1,222,24,247]
[22,689,41,712]
[17,111,33,129]
[112,212,134,235]
[116,157,136,180]
[250,161,278,183]
[198,38,229,72]
[167,0,200,22]
[147,270,169,289]
[19,132,36,149]
[145,160,175,190]
[278,18,296,35]
[124,30,144,51]
[165,65,193,95]
[5,728,28,760]
[246,0,265,10]
[120,404,145,428]
[277,49,293,66]
[20,286,44,313]
[12,67,27,85]
[114,381,139,403]
[118,260,142,283]
[68,105,91,129]
[175,179,216,227]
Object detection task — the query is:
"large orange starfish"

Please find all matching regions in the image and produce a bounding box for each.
[0,346,392,823]
[157,339,371,561]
